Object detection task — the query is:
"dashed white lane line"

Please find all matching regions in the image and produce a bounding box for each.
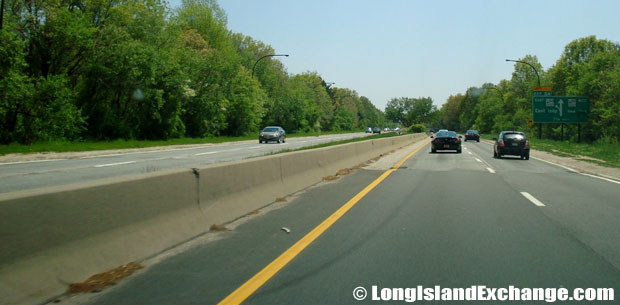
[475,158,482,163]
[195,151,218,156]
[248,146,262,149]
[520,192,546,207]
[0,159,67,166]
[94,161,136,168]
[468,152,472,155]
[486,167,496,174]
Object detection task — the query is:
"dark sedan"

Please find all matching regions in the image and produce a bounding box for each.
[493,131,530,160]
[259,126,286,144]
[431,131,462,153]
[464,129,480,142]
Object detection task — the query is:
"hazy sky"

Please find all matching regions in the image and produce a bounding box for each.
[168,0,620,111]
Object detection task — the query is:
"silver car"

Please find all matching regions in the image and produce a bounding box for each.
[259,126,286,144]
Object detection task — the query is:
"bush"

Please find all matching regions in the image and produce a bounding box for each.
[409,123,426,133]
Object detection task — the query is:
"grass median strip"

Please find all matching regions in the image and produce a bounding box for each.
[216,140,430,305]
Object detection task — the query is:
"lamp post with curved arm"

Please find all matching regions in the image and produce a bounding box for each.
[505,59,541,87]
[252,54,289,79]
[506,58,543,139]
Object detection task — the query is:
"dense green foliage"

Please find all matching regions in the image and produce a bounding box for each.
[0,0,385,144]
[435,36,620,143]
[385,97,439,129]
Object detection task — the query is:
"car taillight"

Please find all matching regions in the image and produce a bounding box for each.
[525,140,530,148]
[499,139,504,147]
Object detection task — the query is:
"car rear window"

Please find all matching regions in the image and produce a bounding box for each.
[504,133,525,140]
[467,130,478,134]
[263,127,278,132]
[437,131,457,137]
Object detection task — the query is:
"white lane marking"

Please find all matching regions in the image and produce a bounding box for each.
[80,146,208,159]
[530,156,579,173]
[0,159,67,166]
[475,158,482,163]
[249,146,261,149]
[520,192,546,207]
[468,152,472,155]
[580,173,620,185]
[94,161,136,168]
[486,167,496,174]
[195,151,218,156]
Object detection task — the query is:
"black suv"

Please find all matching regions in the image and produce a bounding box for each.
[493,131,530,160]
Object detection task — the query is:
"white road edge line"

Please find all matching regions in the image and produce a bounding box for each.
[0,159,67,166]
[530,156,579,173]
[248,146,261,149]
[520,192,545,207]
[486,167,496,174]
[195,151,218,156]
[480,139,620,184]
[580,173,620,185]
[94,161,136,168]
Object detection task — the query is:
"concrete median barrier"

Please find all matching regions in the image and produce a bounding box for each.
[0,133,427,305]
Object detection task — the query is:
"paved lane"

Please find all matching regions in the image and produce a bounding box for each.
[0,133,372,193]
[70,141,620,305]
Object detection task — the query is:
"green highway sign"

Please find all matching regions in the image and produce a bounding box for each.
[532,96,589,123]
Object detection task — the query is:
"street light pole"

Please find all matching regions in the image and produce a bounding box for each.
[252,54,289,79]
[506,58,543,139]
[0,0,5,30]
[505,59,541,87]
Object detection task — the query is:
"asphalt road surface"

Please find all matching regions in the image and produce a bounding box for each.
[65,139,620,305]
[0,132,372,193]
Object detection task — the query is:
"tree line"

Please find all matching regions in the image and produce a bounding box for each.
[0,0,386,144]
[435,36,620,143]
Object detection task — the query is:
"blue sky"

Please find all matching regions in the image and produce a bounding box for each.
[168,0,620,111]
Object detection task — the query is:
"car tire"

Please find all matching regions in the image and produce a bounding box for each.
[431,148,436,153]
[259,140,262,144]
[525,153,530,160]
[283,138,286,143]
[477,139,480,142]
[457,149,462,153]
[464,139,467,142]
[493,150,497,158]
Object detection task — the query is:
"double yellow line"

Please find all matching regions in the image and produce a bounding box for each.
[217,140,430,305]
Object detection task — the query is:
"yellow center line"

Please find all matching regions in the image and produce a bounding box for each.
[217,140,431,305]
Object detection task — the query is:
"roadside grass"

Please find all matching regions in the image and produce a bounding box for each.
[0,130,366,156]
[480,133,620,168]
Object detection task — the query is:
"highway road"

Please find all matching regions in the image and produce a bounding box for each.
[0,132,372,194]
[65,139,620,305]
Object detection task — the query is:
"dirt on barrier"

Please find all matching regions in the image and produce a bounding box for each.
[67,262,143,294]
[209,224,231,231]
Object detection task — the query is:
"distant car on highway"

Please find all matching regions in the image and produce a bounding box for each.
[259,126,286,144]
[372,127,381,134]
[365,127,372,133]
[430,130,462,153]
[493,131,530,160]
[464,130,480,142]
